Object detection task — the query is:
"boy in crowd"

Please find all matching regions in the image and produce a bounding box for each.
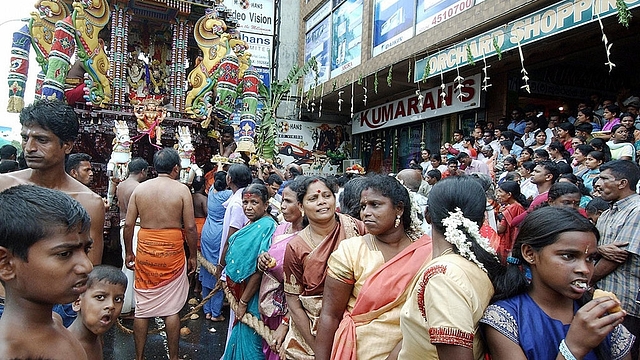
[69,265,127,360]
[0,185,93,359]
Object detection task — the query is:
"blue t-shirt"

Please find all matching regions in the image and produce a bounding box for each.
[480,293,634,360]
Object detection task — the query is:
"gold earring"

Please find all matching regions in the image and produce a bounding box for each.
[394,215,401,228]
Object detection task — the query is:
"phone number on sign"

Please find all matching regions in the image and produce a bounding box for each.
[426,0,474,29]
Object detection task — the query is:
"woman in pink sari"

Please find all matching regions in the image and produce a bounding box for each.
[315,175,432,360]
[257,181,305,359]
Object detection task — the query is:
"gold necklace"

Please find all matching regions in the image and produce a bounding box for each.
[306,227,324,248]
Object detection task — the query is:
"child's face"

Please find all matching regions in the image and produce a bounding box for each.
[76,281,125,335]
[525,230,597,300]
[11,227,93,305]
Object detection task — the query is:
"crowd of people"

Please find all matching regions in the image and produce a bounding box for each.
[1,97,640,360]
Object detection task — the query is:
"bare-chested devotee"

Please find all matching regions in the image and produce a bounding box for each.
[0,100,105,310]
[115,157,149,315]
[123,148,197,360]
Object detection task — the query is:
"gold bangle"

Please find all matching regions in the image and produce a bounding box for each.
[239,299,248,306]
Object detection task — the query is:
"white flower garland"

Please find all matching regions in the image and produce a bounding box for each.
[442,208,497,273]
[405,190,425,240]
[394,178,425,240]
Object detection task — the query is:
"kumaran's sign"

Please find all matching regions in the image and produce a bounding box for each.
[414,0,640,81]
[352,74,481,134]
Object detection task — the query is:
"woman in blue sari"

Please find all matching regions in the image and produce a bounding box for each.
[200,171,232,321]
[223,183,277,360]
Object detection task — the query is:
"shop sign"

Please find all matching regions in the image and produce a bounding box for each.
[304,16,332,90]
[352,74,481,134]
[226,0,275,36]
[372,0,416,56]
[255,66,271,89]
[331,0,363,78]
[416,0,478,34]
[414,0,640,81]
[276,120,352,175]
[241,33,273,68]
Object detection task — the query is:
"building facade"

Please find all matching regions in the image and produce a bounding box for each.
[296,0,640,172]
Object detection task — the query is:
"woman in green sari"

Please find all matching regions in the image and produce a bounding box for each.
[223,183,278,360]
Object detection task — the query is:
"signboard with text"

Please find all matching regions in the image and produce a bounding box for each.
[372,0,415,56]
[277,120,352,175]
[241,33,273,68]
[416,0,477,34]
[225,0,275,36]
[414,0,640,80]
[352,74,481,134]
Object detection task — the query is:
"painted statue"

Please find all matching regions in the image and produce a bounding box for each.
[6,0,70,112]
[106,120,132,207]
[132,98,166,146]
[40,0,111,106]
[185,5,254,131]
[174,126,200,184]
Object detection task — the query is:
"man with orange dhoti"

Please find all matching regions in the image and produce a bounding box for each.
[124,148,197,360]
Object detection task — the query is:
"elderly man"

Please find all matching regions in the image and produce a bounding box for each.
[592,160,640,359]
[124,148,197,360]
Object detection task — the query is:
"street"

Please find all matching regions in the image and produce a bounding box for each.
[103,295,230,360]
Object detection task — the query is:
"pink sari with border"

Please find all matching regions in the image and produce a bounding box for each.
[330,234,433,360]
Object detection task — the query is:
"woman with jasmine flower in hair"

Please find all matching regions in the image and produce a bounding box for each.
[315,174,432,360]
[398,176,505,360]
[480,206,634,360]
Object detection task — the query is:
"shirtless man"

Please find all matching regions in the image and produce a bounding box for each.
[219,125,237,158]
[123,148,197,360]
[0,100,105,301]
[65,153,94,186]
[115,157,148,315]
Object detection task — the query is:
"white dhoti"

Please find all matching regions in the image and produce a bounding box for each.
[120,219,140,314]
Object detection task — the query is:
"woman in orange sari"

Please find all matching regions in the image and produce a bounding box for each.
[315,175,432,360]
[283,176,366,359]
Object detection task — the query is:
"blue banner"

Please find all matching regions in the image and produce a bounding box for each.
[331,0,363,77]
[304,16,331,90]
[372,0,415,56]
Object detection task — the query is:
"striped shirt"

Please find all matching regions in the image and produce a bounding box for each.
[596,193,640,317]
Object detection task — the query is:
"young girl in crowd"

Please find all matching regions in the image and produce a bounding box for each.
[494,181,528,261]
[547,182,582,211]
[548,141,572,163]
[481,206,635,360]
[558,173,592,209]
[519,161,538,201]
[582,151,605,193]
[585,197,610,225]
[518,148,534,167]
[571,144,595,178]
